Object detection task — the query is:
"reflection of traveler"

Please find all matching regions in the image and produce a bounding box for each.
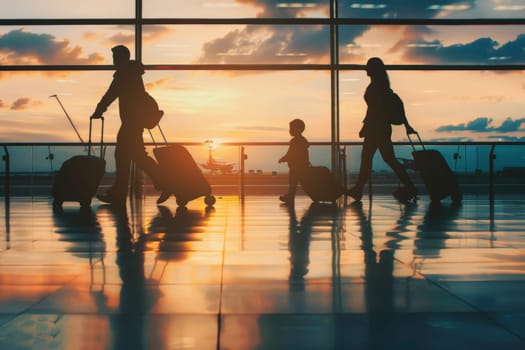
[287,202,341,286]
[105,206,163,350]
[385,201,418,251]
[148,205,214,255]
[349,201,395,309]
[351,201,431,349]
[52,207,105,253]
[278,118,310,205]
[286,204,312,283]
[91,45,169,208]
[413,202,460,260]
[113,209,147,349]
[347,57,417,202]
[349,201,395,346]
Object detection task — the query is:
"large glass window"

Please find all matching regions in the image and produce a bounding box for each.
[141,70,331,143]
[1,0,524,156]
[0,26,135,65]
[0,70,331,143]
[338,0,525,19]
[339,25,525,65]
[142,24,331,65]
[143,0,330,18]
[0,71,118,142]
[339,70,525,142]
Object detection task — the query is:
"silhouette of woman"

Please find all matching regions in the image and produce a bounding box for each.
[347,57,418,202]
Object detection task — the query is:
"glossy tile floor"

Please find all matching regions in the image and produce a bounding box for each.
[0,193,524,350]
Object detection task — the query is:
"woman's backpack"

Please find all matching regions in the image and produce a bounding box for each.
[389,90,406,125]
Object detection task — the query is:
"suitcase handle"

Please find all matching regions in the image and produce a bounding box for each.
[89,116,104,158]
[407,132,425,152]
[148,124,168,146]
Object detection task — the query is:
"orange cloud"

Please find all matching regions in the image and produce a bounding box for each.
[145,77,172,90]
[82,26,173,50]
[143,26,175,43]
[10,97,42,111]
[107,32,135,46]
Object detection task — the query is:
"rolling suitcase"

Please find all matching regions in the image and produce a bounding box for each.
[409,133,462,203]
[52,116,106,211]
[300,166,343,203]
[149,127,215,207]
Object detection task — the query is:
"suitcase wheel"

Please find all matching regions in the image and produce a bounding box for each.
[52,200,63,212]
[430,196,441,203]
[393,187,417,203]
[451,191,462,204]
[204,195,216,207]
[80,198,92,209]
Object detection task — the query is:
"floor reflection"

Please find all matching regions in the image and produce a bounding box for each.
[414,202,462,260]
[349,201,396,313]
[350,200,414,348]
[52,206,106,254]
[3,196,10,250]
[0,194,523,349]
[254,202,346,349]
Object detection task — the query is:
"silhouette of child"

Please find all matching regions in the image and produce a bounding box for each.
[278,118,310,204]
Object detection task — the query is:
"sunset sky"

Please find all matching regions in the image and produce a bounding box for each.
[0,0,524,172]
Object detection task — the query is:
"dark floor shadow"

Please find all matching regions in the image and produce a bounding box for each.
[52,207,107,321]
[147,205,215,262]
[385,201,419,250]
[348,200,422,348]
[285,202,344,286]
[348,201,396,312]
[285,204,312,285]
[52,206,106,259]
[97,205,162,350]
[3,195,10,250]
[413,202,462,260]
[254,202,345,349]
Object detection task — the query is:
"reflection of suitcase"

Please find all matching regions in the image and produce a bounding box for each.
[409,133,462,203]
[52,117,106,210]
[150,128,215,207]
[300,166,343,202]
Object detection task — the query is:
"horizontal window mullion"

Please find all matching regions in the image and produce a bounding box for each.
[0,65,115,71]
[141,18,329,25]
[336,18,525,25]
[339,64,525,71]
[0,64,331,71]
[146,64,331,70]
[2,18,524,26]
[0,19,136,25]
[1,64,523,71]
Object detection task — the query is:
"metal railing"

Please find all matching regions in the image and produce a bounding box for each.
[2,141,524,203]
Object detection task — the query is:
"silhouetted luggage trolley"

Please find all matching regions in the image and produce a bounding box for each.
[408,132,462,204]
[300,166,343,203]
[149,127,215,207]
[52,116,106,211]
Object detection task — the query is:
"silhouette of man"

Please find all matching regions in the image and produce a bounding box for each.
[91,45,169,208]
[347,57,417,202]
[278,118,310,205]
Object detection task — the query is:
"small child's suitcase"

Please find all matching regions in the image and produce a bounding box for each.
[52,117,106,211]
[409,133,462,203]
[300,166,343,203]
[149,127,215,207]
